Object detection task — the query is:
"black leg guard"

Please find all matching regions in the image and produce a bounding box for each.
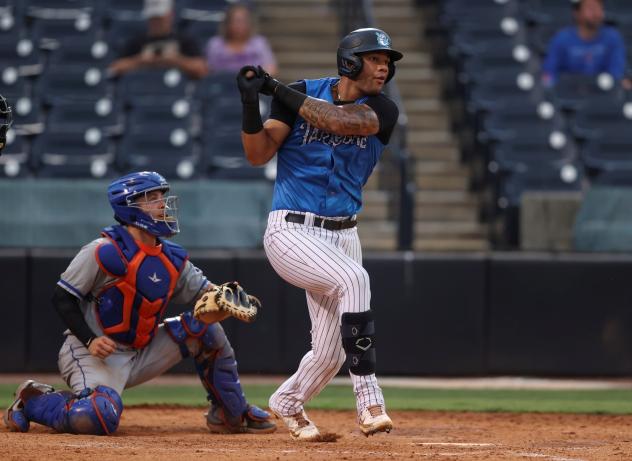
[341,310,376,376]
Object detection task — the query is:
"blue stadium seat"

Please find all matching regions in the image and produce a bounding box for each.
[118,69,189,105]
[46,97,123,134]
[105,17,147,56]
[467,68,542,114]
[481,101,565,145]
[580,126,632,178]
[193,72,237,101]
[202,129,268,180]
[0,129,30,178]
[11,95,44,134]
[0,68,28,102]
[127,98,193,131]
[117,127,198,179]
[24,0,97,19]
[524,0,575,27]
[104,0,143,22]
[179,19,220,52]
[552,74,624,111]
[48,38,114,68]
[0,37,43,75]
[571,96,630,141]
[37,65,111,104]
[489,128,577,174]
[30,17,97,47]
[31,128,114,178]
[461,41,533,83]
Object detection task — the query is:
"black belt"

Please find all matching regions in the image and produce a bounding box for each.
[285,213,357,230]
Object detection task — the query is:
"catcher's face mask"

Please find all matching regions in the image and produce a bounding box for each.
[0,94,13,154]
[130,189,180,236]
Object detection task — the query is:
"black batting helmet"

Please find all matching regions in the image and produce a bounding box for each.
[337,28,403,83]
[0,94,12,154]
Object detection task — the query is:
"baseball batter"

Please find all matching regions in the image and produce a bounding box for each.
[4,171,275,436]
[237,28,402,440]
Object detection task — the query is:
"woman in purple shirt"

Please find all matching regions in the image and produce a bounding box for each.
[206,3,278,76]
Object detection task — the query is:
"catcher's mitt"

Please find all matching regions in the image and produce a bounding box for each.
[193,281,260,324]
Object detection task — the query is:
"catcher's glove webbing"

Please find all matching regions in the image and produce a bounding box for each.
[193,281,260,324]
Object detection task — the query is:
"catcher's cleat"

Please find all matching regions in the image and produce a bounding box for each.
[4,380,54,432]
[270,408,320,441]
[206,404,277,434]
[358,405,393,436]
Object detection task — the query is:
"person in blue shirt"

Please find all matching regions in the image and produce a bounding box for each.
[236,28,401,441]
[542,0,626,86]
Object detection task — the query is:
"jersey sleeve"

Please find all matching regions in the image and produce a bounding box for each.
[57,239,106,300]
[364,93,399,145]
[170,260,210,305]
[269,81,306,128]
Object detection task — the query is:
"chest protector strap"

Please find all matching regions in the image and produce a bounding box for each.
[94,225,187,348]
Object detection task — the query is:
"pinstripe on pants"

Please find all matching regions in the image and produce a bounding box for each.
[264,210,385,416]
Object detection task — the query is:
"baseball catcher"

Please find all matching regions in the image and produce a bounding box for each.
[4,171,275,436]
[0,94,12,154]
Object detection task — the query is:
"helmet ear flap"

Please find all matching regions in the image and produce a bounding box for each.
[385,61,396,83]
[337,53,363,79]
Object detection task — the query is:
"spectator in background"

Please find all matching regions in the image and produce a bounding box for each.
[206,3,278,76]
[541,0,626,87]
[109,0,208,79]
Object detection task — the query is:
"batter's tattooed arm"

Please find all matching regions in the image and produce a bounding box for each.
[299,98,379,136]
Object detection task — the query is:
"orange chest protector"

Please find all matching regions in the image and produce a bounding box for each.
[94,225,188,348]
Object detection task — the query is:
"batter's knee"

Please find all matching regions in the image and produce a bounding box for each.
[337,265,370,300]
[66,386,123,435]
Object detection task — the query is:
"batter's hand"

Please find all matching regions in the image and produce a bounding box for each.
[236,65,264,104]
[256,65,281,96]
[88,336,116,359]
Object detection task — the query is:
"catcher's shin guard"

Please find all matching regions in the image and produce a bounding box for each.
[164,311,248,424]
[23,385,123,435]
[341,310,376,376]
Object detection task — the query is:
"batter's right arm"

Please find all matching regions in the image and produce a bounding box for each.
[241,119,291,166]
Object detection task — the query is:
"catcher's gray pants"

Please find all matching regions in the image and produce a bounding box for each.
[263,209,385,417]
[58,324,199,396]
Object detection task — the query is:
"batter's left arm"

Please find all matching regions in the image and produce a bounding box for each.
[299,99,380,137]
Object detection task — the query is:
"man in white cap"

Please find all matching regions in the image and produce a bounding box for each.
[109,0,208,79]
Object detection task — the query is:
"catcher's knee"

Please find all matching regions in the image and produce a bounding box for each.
[341,310,376,376]
[164,310,227,357]
[66,386,123,435]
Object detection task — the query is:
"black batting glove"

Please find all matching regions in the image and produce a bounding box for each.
[236,65,264,104]
[256,65,281,96]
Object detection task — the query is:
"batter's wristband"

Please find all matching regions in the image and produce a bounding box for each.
[274,83,307,114]
[242,102,263,134]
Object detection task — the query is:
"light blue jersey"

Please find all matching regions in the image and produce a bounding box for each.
[271,77,388,217]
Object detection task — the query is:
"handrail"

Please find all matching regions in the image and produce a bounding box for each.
[334,0,415,250]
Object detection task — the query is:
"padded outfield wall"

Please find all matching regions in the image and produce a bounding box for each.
[3,250,632,376]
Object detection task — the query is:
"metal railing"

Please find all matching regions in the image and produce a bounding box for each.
[334,0,415,250]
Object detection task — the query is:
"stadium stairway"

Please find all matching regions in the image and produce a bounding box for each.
[372,0,489,251]
[257,0,488,251]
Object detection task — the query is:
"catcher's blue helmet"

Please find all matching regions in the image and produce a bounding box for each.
[107,171,179,237]
[337,28,403,83]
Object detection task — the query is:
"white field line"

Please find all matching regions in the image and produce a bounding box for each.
[414,442,496,447]
[4,374,632,389]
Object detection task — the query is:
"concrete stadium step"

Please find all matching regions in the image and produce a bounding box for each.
[415,190,479,205]
[360,190,391,221]
[407,113,451,131]
[410,143,461,161]
[416,173,469,191]
[416,203,479,222]
[263,20,337,35]
[414,238,490,252]
[408,130,455,144]
[415,221,486,239]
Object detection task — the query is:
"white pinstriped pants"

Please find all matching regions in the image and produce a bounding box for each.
[264,210,385,416]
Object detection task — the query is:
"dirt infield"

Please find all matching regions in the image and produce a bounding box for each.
[2,408,632,461]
